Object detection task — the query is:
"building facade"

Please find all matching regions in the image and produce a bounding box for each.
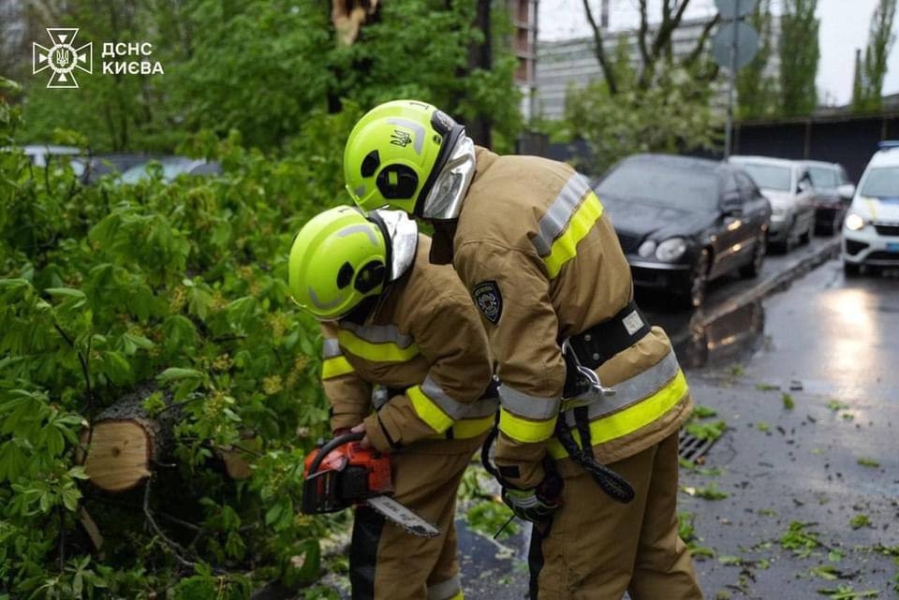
[533,15,781,122]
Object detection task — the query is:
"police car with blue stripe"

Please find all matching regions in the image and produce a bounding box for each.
[842,141,899,275]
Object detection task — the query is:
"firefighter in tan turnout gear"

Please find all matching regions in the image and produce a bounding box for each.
[287,206,496,600]
[342,100,705,599]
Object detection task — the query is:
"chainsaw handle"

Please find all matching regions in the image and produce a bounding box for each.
[306,431,365,476]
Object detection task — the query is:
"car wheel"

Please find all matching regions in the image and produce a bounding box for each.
[800,216,814,245]
[784,220,798,253]
[679,248,710,309]
[843,261,861,277]
[740,230,766,278]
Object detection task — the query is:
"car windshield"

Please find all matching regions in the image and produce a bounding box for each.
[859,167,899,198]
[808,166,838,189]
[120,158,194,183]
[595,161,719,212]
[734,163,792,192]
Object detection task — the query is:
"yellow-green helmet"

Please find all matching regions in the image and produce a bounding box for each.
[288,206,388,321]
[343,99,464,215]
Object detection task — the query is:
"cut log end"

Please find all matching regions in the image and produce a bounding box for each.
[82,421,153,493]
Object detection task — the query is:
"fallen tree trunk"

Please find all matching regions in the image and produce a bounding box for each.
[79,387,178,493]
[79,386,256,492]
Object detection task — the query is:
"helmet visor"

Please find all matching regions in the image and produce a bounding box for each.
[419,134,476,221]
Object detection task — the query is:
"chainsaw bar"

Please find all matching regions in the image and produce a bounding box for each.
[366,495,440,538]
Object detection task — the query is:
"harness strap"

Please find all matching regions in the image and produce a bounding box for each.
[554,414,635,503]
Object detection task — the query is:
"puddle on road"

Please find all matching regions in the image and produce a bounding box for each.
[675,299,766,369]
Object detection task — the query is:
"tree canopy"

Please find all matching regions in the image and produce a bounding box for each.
[15,0,522,154]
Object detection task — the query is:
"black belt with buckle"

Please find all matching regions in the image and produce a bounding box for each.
[566,300,651,370]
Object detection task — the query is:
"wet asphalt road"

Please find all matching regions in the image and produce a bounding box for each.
[323,236,899,599]
[678,258,899,599]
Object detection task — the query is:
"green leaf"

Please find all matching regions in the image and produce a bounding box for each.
[264,501,285,527]
[61,487,81,512]
[782,393,795,410]
[284,539,322,587]
[120,332,154,355]
[0,441,28,483]
[826,399,850,412]
[102,351,133,385]
[163,315,198,350]
[44,426,64,457]
[68,466,89,480]
[226,296,256,324]
[811,565,839,581]
[45,287,86,300]
[157,367,205,382]
[849,514,871,530]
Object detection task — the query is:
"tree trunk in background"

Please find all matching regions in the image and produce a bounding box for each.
[854,0,897,112]
[779,0,820,117]
[326,0,382,114]
[582,0,718,96]
[852,48,865,111]
[736,0,776,119]
[465,0,493,147]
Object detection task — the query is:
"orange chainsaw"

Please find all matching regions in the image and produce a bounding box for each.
[301,432,440,538]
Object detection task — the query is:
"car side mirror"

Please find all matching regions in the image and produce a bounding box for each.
[837,183,855,201]
[797,179,812,193]
[722,195,743,216]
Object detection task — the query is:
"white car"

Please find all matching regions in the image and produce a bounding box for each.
[842,142,899,275]
[729,156,817,252]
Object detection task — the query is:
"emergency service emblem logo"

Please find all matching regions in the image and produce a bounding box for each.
[33,28,93,89]
[473,281,502,325]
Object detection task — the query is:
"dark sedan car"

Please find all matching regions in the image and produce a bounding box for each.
[800,160,856,236]
[594,154,772,309]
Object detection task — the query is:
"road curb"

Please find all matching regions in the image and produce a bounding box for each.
[670,237,842,347]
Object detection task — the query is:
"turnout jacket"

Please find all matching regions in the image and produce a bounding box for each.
[321,235,496,454]
[442,147,694,489]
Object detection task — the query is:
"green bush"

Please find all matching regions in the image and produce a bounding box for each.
[0,77,350,597]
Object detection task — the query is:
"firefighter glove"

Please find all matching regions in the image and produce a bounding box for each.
[501,470,563,524]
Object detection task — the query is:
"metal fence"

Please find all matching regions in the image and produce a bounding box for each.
[733,111,899,182]
[533,111,899,183]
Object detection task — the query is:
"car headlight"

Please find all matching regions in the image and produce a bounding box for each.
[844,213,867,231]
[638,240,657,257]
[771,207,786,218]
[655,238,687,262]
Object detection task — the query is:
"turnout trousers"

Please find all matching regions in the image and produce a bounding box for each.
[349,436,485,600]
[529,431,704,599]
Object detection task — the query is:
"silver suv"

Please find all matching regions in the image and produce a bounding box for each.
[729,156,816,252]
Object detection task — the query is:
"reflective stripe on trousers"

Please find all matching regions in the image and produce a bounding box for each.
[428,574,463,600]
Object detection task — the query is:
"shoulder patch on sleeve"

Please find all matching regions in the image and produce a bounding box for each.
[472,280,503,325]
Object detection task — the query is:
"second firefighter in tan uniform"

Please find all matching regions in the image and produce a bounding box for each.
[289,206,495,600]
[342,100,704,599]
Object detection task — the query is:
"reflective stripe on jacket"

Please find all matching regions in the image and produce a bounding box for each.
[321,235,495,451]
[449,147,693,488]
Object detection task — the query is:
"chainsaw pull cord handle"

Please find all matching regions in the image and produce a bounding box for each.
[306,431,366,476]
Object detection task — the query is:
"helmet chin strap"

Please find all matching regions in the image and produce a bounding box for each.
[369,209,419,282]
[419,133,476,221]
